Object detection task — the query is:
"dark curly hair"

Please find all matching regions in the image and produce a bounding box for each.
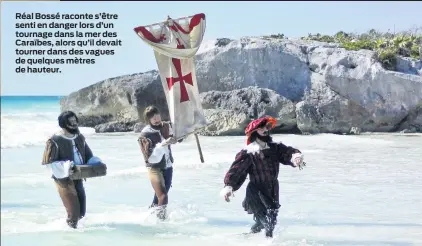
[58,111,78,129]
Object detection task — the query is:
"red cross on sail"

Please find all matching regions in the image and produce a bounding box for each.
[166,58,193,103]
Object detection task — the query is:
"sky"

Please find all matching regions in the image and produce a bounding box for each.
[1,1,421,96]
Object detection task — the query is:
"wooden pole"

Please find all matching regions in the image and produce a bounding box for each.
[194,133,204,163]
[175,121,218,163]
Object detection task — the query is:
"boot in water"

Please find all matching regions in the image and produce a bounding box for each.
[265,230,273,238]
[250,220,264,233]
[67,219,78,229]
[156,206,167,221]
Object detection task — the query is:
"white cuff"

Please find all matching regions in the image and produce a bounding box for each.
[49,160,73,179]
[291,153,304,165]
[220,186,233,197]
[147,143,166,163]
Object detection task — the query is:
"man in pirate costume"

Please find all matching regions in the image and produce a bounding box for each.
[220,116,306,238]
[137,105,183,220]
[42,111,96,229]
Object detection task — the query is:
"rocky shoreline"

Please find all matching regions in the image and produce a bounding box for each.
[60,37,422,135]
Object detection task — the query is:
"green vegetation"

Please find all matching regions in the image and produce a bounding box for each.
[301,28,422,70]
[261,27,421,71]
[261,33,285,41]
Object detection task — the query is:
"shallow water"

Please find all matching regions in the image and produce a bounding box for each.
[2,133,422,245]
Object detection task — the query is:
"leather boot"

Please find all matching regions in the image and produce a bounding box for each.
[250,215,264,233]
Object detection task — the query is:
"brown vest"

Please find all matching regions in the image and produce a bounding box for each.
[138,122,174,168]
[42,133,92,165]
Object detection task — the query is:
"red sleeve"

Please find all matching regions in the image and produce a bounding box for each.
[223,150,252,191]
[276,142,301,166]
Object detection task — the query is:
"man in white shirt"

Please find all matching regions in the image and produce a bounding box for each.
[138,106,182,220]
[42,111,94,229]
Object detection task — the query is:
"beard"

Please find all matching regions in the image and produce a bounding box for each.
[257,134,272,143]
[150,122,163,130]
[65,125,79,134]
[249,131,272,144]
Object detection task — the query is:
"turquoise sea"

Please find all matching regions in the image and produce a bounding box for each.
[1,96,422,246]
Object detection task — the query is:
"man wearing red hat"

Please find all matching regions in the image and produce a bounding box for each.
[220,116,306,238]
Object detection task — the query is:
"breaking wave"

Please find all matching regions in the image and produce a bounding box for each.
[1,112,95,149]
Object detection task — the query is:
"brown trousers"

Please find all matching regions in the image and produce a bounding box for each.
[54,178,86,228]
[148,167,169,206]
[148,167,173,220]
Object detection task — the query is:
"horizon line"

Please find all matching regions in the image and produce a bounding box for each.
[1,95,66,97]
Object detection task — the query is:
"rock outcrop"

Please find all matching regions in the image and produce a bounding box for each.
[60,70,171,129]
[297,48,422,133]
[60,37,422,134]
[199,87,297,136]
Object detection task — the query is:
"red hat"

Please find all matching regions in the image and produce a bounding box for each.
[245,116,277,145]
